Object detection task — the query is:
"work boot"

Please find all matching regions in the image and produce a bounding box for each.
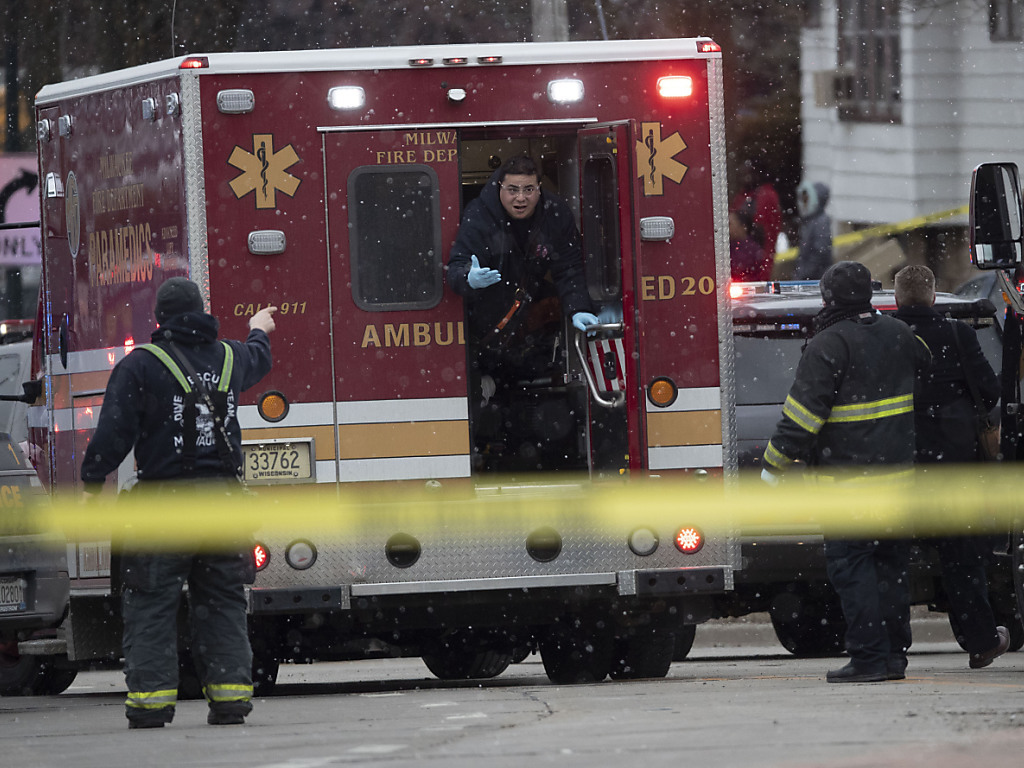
[825,662,887,683]
[127,706,175,729]
[969,626,1010,669]
[207,700,251,726]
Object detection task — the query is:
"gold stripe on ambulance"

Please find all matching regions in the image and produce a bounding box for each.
[338,421,469,460]
[644,386,724,470]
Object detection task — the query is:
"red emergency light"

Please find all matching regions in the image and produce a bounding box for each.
[675,527,704,554]
[179,57,209,70]
[697,39,722,54]
[253,543,269,571]
[658,76,693,99]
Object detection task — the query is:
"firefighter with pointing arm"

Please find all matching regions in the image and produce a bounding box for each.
[81,277,276,729]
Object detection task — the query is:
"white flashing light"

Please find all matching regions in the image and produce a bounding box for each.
[547,79,584,105]
[447,87,467,103]
[640,216,675,241]
[216,89,255,114]
[658,76,694,98]
[248,230,287,255]
[328,86,366,111]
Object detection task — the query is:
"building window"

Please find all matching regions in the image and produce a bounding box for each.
[836,0,902,123]
[991,0,1023,41]
[347,165,443,312]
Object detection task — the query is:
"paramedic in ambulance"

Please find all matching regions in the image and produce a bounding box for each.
[447,155,598,402]
[80,277,276,729]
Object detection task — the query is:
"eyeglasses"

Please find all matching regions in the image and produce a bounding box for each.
[501,184,539,197]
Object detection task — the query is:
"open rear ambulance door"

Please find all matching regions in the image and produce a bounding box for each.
[577,122,640,475]
[322,127,471,483]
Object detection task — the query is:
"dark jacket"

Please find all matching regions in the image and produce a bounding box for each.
[763,312,931,472]
[894,305,999,462]
[81,311,272,489]
[446,169,591,345]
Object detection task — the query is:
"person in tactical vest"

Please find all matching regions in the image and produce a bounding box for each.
[81,277,276,729]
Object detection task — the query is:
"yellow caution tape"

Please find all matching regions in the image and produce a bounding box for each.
[775,205,968,263]
[9,466,1023,548]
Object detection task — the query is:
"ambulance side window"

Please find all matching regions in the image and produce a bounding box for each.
[581,155,622,301]
[348,165,443,311]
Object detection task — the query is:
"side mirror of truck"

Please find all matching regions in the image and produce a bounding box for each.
[970,162,1024,270]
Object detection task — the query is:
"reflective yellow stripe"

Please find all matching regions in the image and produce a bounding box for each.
[763,440,793,471]
[218,342,233,393]
[138,345,191,392]
[204,683,253,702]
[828,394,914,423]
[782,395,825,435]
[126,689,177,709]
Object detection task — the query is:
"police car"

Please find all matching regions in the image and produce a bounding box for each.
[0,342,72,696]
[723,279,1019,656]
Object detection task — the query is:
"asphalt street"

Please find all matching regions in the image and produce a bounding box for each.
[2,614,1023,768]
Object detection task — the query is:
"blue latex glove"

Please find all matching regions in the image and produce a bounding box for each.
[467,255,502,289]
[760,468,780,486]
[572,312,600,333]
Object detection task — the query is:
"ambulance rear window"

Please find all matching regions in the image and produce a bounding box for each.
[348,165,443,311]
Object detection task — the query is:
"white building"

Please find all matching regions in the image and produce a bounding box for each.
[800,0,1024,285]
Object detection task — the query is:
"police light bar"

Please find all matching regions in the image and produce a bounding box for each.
[547,79,584,105]
[328,86,366,110]
[658,76,693,98]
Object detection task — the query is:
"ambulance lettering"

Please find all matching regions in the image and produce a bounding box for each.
[0,485,23,508]
[361,322,465,348]
[375,131,458,165]
[640,275,715,300]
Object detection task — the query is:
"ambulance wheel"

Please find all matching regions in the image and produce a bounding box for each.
[252,654,280,696]
[769,589,846,657]
[422,649,512,680]
[0,646,78,696]
[609,629,675,679]
[672,624,697,661]
[539,626,613,684]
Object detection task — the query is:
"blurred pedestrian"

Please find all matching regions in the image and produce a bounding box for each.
[762,261,930,682]
[730,160,781,281]
[794,180,833,280]
[81,277,277,729]
[893,264,1009,668]
[730,204,764,282]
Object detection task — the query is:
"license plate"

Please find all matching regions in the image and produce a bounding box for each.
[242,441,313,484]
[0,576,27,614]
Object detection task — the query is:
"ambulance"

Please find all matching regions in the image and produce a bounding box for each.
[20,37,738,692]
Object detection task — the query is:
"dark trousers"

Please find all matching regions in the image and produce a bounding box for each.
[825,538,912,672]
[121,550,253,723]
[926,537,1001,654]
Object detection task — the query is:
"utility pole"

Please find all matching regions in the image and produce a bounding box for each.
[531,0,569,42]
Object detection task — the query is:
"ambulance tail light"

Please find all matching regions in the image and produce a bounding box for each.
[658,76,694,99]
[328,86,366,111]
[647,377,678,408]
[258,391,289,423]
[179,56,209,69]
[253,542,269,571]
[217,89,255,114]
[697,39,722,54]
[675,527,704,554]
[547,79,585,105]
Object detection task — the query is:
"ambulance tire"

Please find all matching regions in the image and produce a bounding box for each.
[608,629,675,679]
[252,654,280,696]
[0,649,78,696]
[671,624,697,661]
[539,627,613,684]
[421,650,513,680]
[769,590,846,658]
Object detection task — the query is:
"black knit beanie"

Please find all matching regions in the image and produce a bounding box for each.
[154,277,204,323]
[820,261,872,307]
